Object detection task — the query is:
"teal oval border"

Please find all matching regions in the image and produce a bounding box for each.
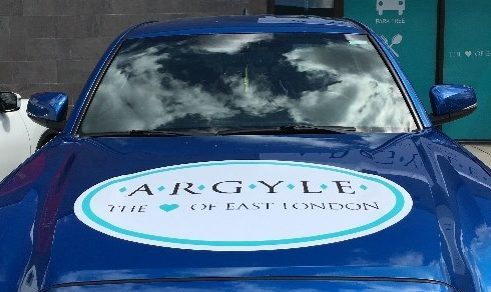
[80,161,407,247]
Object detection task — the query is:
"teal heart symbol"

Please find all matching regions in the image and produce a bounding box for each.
[160,204,179,212]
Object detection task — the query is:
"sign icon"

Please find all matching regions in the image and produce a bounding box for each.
[381,34,403,57]
[376,0,405,16]
[465,51,472,57]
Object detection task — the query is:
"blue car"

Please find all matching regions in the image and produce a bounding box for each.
[1,15,489,291]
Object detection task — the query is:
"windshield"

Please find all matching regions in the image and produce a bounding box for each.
[80,33,417,135]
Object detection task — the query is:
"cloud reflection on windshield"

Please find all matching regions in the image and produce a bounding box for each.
[81,34,416,134]
[192,33,274,54]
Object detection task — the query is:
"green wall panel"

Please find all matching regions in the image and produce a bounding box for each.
[443,0,491,140]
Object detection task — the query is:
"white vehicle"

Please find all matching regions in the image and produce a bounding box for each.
[376,0,405,16]
[0,92,53,181]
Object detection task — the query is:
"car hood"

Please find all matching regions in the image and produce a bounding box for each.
[2,131,491,291]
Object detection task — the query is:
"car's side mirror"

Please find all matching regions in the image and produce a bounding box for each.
[27,92,68,131]
[430,84,477,125]
[0,92,21,113]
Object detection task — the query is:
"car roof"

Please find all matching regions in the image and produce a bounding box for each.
[126,15,366,39]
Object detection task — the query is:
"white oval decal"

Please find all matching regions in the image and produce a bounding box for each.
[74,160,413,251]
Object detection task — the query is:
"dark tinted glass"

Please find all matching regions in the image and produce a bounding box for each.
[80,33,416,134]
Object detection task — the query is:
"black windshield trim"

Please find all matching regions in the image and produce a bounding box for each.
[75,32,418,135]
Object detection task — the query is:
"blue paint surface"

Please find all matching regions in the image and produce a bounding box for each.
[27,92,68,122]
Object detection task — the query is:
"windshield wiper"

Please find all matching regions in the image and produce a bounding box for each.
[86,126,357,137]
[86,130,192,137]
[215,125,357,136]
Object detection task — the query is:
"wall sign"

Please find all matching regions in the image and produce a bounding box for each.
[75,160,413,251]
[443,0,491,140]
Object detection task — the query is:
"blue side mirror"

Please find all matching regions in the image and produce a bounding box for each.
[27,92,68,130]
[430,84,477,125]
